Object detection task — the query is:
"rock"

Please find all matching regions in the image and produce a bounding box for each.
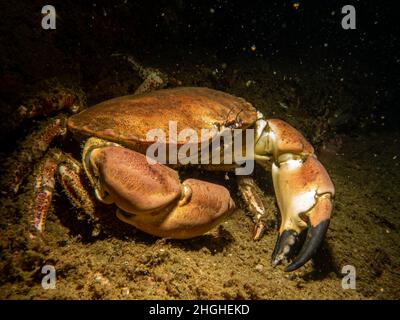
[255,264,263,272]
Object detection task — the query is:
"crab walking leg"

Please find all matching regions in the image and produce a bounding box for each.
[57,152,97,223]
[111,53,168,94]
[134,74,167,95]
[4,116,66,194]
[31,149,98,233]
[254,115,335,271]
[32,154,58,232]
[237,176,269,240]
[111,53,151,79]
[17,87,83,121]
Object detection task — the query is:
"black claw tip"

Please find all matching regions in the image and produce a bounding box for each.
[284,220,330,272]
[271,229,300,268]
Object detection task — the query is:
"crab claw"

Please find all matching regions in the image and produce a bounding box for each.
[254,118,335,271]
[271,155,335,271]
[82,138,236,239]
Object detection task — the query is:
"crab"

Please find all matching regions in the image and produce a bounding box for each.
[10,56,334,272]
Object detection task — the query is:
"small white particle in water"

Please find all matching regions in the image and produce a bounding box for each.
[210,8,215,13]
[246,80,254,87]
[393,156,397,160]
[385,229,390,234]
[279,102,288,110]
[324,43,328,47]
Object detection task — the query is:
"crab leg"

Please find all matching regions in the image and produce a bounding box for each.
[134,73,167,95]
[111,53,168,95]
[18,87,84,121]
[32,153,58,232]
[31,149,98,233]
[254,115,335,271]
[57,153,97,222]
[4,116,66,194]
[237,176,270,240]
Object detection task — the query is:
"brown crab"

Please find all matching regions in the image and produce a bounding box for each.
[10,57,334,272]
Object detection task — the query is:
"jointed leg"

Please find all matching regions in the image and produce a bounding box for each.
[32,153,58,232]
[237,176,273,240]
[4,116,66,194]
[57,153,97,221]
[31,148,98,233]
[18,85,84,121]
[111,53,169,94]
[134,73,167,95]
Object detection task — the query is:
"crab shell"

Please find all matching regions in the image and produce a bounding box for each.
[68,87,257,154]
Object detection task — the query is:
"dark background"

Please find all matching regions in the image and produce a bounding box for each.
[0,1,400,300]
[0,0,399,137]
